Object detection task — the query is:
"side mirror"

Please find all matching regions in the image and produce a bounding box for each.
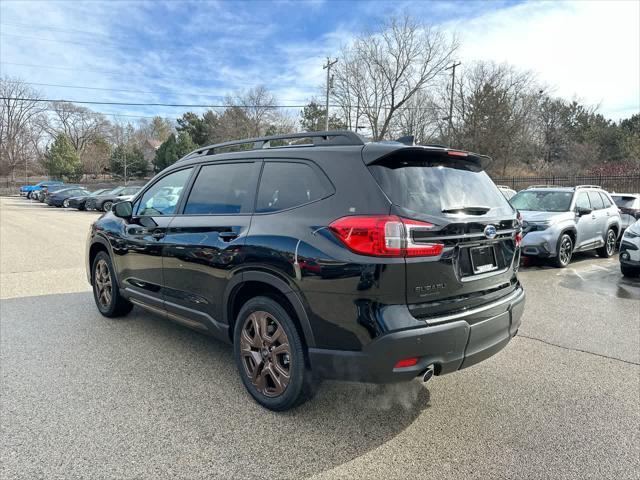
[112,200,133,219]
[576,206,592,216]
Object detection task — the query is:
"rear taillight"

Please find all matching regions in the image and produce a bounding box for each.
[515,232,523,247]
[329,215,443,258]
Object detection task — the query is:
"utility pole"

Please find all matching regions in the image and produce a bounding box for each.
[124,154,128,186]
[445,61,461,147]
[323,57,338,131]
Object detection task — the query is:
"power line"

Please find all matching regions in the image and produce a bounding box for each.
[1,32,121,49]
[0,96,314,108]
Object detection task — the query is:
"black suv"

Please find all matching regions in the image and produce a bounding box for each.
[86,131,525,411]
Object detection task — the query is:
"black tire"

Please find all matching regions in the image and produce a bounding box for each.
[102,201,113,212]
[91,251,133,317]
[233,296,315,411]
[78,204,85,211]
[552,234,573,268]
[597,228,616,258]
[621,264,640,278]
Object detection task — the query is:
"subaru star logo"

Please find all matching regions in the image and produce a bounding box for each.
[484,225,497,239]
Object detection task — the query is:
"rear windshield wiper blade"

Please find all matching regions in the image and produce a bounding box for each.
[442,205,491,214]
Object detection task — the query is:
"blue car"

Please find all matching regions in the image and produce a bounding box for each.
[20,181,64,199]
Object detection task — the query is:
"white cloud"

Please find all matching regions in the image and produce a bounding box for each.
[449,0,640,120]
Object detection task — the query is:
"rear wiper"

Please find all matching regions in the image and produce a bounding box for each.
[442,205,491,214]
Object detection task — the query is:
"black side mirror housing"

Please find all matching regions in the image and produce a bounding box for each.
[576,206,592,216]
[112,200,133,219]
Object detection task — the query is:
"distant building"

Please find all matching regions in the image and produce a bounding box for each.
[141,139,162,171]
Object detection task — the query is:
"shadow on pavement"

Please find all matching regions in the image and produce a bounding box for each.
[1,291,430,479]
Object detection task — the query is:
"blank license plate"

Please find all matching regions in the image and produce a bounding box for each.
[470,246,498,274]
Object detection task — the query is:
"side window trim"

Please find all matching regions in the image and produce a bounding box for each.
[177,159,263,216]
[133,166,195,217]
[253,158,335,215]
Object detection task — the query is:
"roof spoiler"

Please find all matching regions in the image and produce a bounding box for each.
[363,144,491,169]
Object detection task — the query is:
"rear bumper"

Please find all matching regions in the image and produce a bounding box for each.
[309,286,525,383]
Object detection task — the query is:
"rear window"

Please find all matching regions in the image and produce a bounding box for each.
[368,158,510,217]
[612,196,638,208]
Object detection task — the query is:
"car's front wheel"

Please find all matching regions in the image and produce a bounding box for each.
[552,234,573,268]
[102,201,113,212]
[597,229,617,258]
[92,251,133,317]
[63,199,70,208]
[233,296,315,411]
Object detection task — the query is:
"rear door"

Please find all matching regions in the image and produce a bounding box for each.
[587,190,607,244]
[367,152,520,319]
[574,191,595,248]
[161,160,261,337]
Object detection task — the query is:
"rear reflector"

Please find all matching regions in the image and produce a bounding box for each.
[329,215,443,258]
[394,357,419,368]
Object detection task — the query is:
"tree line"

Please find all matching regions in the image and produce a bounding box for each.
[1,15,638,182]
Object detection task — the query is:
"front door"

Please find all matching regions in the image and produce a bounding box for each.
[574,191,595,249]
[161,161,261,338]
[587,191,607,246]
[116,167,194,309]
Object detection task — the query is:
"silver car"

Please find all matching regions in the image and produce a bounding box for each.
[511,185,621,267]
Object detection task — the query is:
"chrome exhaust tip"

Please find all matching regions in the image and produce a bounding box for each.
[422,365,435,383]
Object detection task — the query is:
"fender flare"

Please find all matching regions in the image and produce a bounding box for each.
[224,270,316,348]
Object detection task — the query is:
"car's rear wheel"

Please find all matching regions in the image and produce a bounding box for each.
[597,229,616,258]
[552,234,573,268]
[102,201,113,212]
[92,251,133,317]
[63,199,70,208]
[621,264,640,278]
[233,296,314,411]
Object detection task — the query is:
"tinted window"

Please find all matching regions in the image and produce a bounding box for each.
[136,168,193,216]
[369,158,510,216]
[612,195,638,208]
[599,192,612,208]
[184,162,258,215]
[256,162,331,213]
[121,186,141,196]
[587,191,604,210]
[575,192,591,210]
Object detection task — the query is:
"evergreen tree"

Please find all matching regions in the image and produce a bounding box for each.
[43,134,83,181]
[153,132,196,172]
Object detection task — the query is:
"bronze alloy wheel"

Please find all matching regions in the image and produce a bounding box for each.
[94,259,113,308]
[240,310,291,397]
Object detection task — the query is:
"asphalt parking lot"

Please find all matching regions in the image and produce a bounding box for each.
[1,196,639,480]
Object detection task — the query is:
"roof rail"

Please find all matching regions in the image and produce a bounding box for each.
[182,130,365,160]
[495,185,512,189]
[526,184,562,189]
[574,184,601,190]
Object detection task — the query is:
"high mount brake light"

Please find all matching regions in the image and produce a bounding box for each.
[447,150,468,157]
[329,215,444,258]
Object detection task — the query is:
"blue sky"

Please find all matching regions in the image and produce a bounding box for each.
[1,0,638,122]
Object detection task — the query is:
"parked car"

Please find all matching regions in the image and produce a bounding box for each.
[45,187,91,207]
[36,183,70,202]
[66,188,112,210]
[85,186,142,212]
[497,185,517,200]
[619,218,640,277]
[86,131,525,411]
[21,181,64,199]
[610,193,640,231]
[511,185,620,267]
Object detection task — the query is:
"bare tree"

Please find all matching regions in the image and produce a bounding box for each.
[232,86,277,137]
[0,77,46,180]
[43,101,110,154]
[332,16,458,140]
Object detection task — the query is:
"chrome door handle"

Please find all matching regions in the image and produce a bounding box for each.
[152,229,165,240]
